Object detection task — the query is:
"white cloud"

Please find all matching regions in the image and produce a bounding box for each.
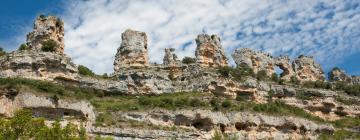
[61,0,360,74]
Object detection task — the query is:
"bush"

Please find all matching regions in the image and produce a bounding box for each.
[218,66,232,77]
[302,80,331,89]
[271,73,279,82]
[0,110,87,140]
[41,39,59,52]
[256,70,268,81]
[78,65,95,77]
[0,47,6,56]
[181,57,196,64]
[18,44,29,51]
[189,98,202,107]
[290,76,300,85]
[221,100,232,108]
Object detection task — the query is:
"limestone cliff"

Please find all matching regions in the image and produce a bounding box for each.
[195,34,228,67]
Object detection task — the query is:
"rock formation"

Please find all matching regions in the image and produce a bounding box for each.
[0,51,78,81]
[0,88,95,122]
[26,15,65,54]
[292,55,325,82]
[195,34,228,67]
[232,48,275,76]
[114,29,148,72]
[275,56,295,81]
[328,68,352,83]
[163,48,180,66]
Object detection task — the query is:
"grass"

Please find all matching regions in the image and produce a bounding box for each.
[335,96,360,105]
[319,129,360,140]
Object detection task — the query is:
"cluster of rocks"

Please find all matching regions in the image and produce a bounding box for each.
[232,48,325,82]
[328,67,360,85]
[98,109,334,140]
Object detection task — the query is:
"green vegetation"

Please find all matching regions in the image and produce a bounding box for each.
[302,80,331,89]
[212,130,238,140]
[18,44,29,51]
[256,70,268,81]
[319,129,360,140]
[333,81,360,97]
[270,73,279,83]
[41,39,59,52]
[221,100,232,108]
[335,96,360,105]
[295,90,324,100]
[290,76,300,85]
[78,65,96,77]
[217,66,254,82]
[181,57,196,64]
[0,110,87,140]
[0,47,6,56]
[333,117,360,129]
[0,77,107,100]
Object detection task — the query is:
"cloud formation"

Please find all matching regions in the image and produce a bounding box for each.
[61,0,360,74]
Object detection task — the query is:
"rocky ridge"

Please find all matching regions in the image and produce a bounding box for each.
[0,15,360,139]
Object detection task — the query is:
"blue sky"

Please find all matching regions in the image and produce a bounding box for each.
[0,0,360,76]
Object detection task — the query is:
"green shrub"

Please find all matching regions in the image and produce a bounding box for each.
[271,73,279,82]
[0,110,87,140]
[218,66,232,77]
[302,80,331,89]
[256,70,268,81]
[189,98,202,107]
[181,57,196,64]
[41,39,59,52]
[18,44,29,51]
[39,14,46,19]
[210,98,220,110]
[290,76,300,85]
[319,129,360,140]
[221,100,232,108]
[0,47,6,56]
[78,65,95,77]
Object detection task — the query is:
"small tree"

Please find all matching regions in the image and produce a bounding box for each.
[256,70,268,81]
[290,76,300,85]
[78,65,95,77]
[271,73,279,82]
[41,40,59,52]
[19,44,29,51]
[182,57,196,64]
[0,47,6,56]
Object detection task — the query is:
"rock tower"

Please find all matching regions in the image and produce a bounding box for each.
[114,29,148,72]
[195,34,228,67]
[26,15,65,54]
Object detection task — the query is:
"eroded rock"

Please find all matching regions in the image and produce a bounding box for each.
[163,48,180,66]
[232,48,275,76]
[114,29,148,72]
[26,15,65,54]
[195,34,228,67]
[292,55,325,82]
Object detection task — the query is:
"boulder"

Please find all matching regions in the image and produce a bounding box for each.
[114,29,148,72]
[195,34,228,67]
[26,15,65,54]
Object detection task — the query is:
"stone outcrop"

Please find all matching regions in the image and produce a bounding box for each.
[275,56,295,81]
[328,68,351,83]
[163,48,180,66]
[114,29,148,72]
[232,48,275,76]
[208,79,257,101]
[109,109,334,140]
[195,34,228,67]
[328,67,360,85]
[0,51,78,81]
[292,55,325,82]
[232,48,326,82]
[26,15,65,54]
[0,89,95,122]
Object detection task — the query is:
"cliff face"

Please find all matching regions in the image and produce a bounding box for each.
[1,16,360,140]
